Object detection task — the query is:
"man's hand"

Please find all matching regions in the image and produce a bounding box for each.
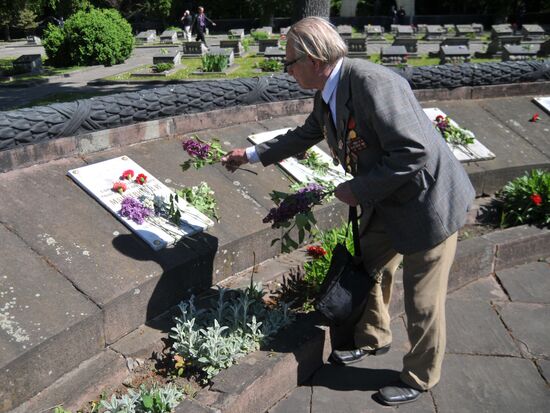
[221,148,248,172]
[334,182,359,206]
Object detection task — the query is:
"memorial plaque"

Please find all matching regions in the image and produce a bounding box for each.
[485,35,523,56]
[13,54,42,74]
[392,37,417,53]
[491,24,513,39]
[345,37,367,57]
[423,108,495,162]
[444,24,456,34]
[380,45,408,65]
[219,40,244,57]
[160,30,178,44]
[396,25,414,38]
[364,25,384,38]
[521,24,546,41]
[440,45,471,64]
[337,25,353,38]
[442,37,470,47]
[258,38,279,53]
[183,41,207,57]
[280,27,290,36]
[136,30,157,44]
[26,35,41,45]
[153,51,182,66]
[533,96,550,115]
[472,23,484,34]
[67,156,213,251]
[424,25,445,40]
[416,24,428,34]
[248,128,351,185]
[228,29,245,39]
[264,47,285,59]
[455,24,476,37]
[502,44,538,61]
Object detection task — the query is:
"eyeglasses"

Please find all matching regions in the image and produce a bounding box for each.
[283,55,305,72]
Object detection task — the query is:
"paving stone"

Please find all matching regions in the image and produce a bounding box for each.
[433,354,550,412]
[445,298,519,356]
[448,276,507,301]
[267,385,311,413]
[496,261,550,303]
[0,224,103,412]
[497,302,550,358]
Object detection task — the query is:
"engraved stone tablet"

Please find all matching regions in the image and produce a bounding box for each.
[345,37,367,57]
[258,38,279,53]
[533,96,550,115]
[220,40,244,57]
[136,30,157,44]
[160,30,178,44]
[228,29,245,39]
[248,128,351,185]
[67,156,213,251]
[423,108,495,162]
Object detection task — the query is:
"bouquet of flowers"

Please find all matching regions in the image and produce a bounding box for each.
[180,136,227,171]
[434,115,475,146]
[177,182,220,222]
[263,183,332,252]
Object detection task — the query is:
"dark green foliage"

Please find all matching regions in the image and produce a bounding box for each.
[43,8,133,67]
[499,169,550,228]
[152,62,174,72]
[201,54,229,72]
[258,58,282,72]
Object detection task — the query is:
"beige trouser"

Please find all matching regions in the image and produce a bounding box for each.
[354,213,457,391]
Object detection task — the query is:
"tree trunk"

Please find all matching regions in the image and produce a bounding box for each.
[340,0,358,17]
[3,24,10,41]
[293,0,330,22]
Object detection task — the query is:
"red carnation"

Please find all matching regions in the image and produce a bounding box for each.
[112,182,127,194]
[530,193,543,206]
[529,113,540,122]
[307,245,327,259]
[135,173,147,185]
[121,169,134,180]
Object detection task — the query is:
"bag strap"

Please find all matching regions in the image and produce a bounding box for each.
[347,206,361,258]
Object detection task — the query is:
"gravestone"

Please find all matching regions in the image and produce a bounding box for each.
[392,37,417,53]
[444,24,456,34]
[182,41,207,57]
[264,47,285,61]
[26,35,41,45]
[153,50,182,66]
[136,30,157,44]
[455,25,476,38]
[253,26,273,36]
[380,45,408,65]
[337,25,353,38]
[484,35,523,56]
[258,38,280,53]
[502,44,539,61]
[440,45,471,64]
[364,25,384,39]
[280,27,290,36]
[472,23,484,34]
[13,54,42,74]
[416,24,428,34]
[539,39,550,57]
[396,25,414,38]
[424,25,445,40]
[521,24,546,41]
[345,37,367,58]
[160,30,178,44]
[390,24,398,34]
[228,29,245,40]
[219,40,244,57]
[491,24,513,39]
[206,47,235,67]
[442,37,470,47]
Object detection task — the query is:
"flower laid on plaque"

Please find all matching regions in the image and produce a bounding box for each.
[423,107,495,162]
[68,156,214,251]
[248,128,352,186]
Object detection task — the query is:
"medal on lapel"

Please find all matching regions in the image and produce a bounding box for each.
[345,115,367,174]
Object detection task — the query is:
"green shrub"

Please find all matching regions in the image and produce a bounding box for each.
[258,58,282,72]
[201,54,229,72]
[241,37,251,52]
[164,26,181,32]
[43,7,134,67]
[498,169,550,228]
[251,30,269,41]
[152,62,174,72]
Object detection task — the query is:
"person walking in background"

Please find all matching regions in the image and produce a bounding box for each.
[221,17,475,406]
[181,10,193,42]
[192,6,216,47]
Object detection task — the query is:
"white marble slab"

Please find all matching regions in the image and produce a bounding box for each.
[67,156,213,251]
[533,96,550,115]
[248,128,352,185]
[423,107,496,162]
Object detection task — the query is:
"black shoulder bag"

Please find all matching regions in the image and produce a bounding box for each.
[314,206,374,325]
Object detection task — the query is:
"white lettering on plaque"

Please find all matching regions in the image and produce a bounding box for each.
[67,156,213,251]
[248,128,351,185]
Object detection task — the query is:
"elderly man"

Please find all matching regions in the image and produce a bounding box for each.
[192,6,216,47]
[221,17,474,406]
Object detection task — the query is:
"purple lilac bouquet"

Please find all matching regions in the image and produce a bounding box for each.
[180,136,227,171]
[120,197,153,224]
[263,183,331,252]
[434,115,474,146]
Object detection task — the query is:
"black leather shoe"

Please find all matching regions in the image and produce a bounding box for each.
[376,381,422,405]
[330,344,390,365]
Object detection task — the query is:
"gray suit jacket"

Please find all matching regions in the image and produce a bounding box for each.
[256,58,475,254]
